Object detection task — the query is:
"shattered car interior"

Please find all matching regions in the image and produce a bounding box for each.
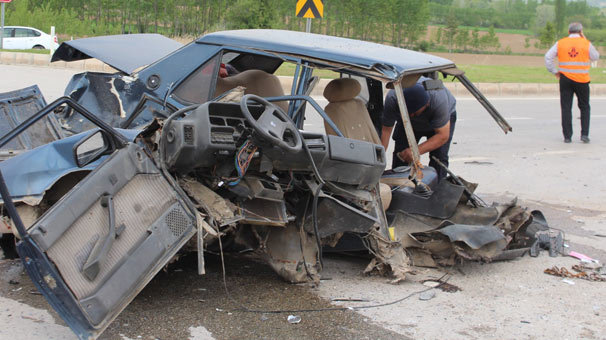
[0,30,554,339]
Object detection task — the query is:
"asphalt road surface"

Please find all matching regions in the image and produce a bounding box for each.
[1,64,605,339]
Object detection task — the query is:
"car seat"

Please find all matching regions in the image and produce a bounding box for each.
[322,78,392,210]
[215,69,288,113]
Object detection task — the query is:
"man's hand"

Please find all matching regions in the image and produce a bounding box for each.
[397,148,413,163]
[555,72,561,79]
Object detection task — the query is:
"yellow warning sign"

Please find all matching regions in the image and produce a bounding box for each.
[296,0,323,18]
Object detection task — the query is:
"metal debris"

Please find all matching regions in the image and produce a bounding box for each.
[422,280,440,288]
[331,298,370,302]
[463,161,494,165]
[287,315,301,324]
[421,279,461,293]
[530,231,563,257]
[544,266,606,282]
[419,290,436,301]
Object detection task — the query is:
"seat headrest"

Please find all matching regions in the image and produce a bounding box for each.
[323,78,361,103]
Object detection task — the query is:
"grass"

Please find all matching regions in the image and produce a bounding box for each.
[275,62,340,79]
[456,64,606,83]
[0,48,52,54]
[277,61,606,84]
[4,48,605,84]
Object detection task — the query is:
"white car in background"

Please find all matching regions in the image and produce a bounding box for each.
[0,26,59,50]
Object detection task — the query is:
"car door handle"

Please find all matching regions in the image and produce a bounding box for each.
[82,193,125,281]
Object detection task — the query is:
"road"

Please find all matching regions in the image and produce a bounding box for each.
[1,64,605,340]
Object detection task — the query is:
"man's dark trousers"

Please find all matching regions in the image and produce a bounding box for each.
[560,74,590,139]
[392,113,457,180]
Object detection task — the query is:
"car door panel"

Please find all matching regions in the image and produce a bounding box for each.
[2,28,16,49]
[18,142,196,339]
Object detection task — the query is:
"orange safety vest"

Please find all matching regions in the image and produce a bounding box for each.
[557,37,591,83]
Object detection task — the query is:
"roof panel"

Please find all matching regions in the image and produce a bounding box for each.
[51,34,183,74]
[197,30,454,80]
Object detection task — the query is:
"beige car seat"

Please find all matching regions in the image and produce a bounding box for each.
[322,78,381,145]
[323,78,392,210]
[215,69,288,113]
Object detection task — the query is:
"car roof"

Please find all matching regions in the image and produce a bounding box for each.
[4,26,44,31]
[197,29,455,81]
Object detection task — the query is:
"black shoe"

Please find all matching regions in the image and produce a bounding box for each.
[581,135,590,143]
[564,138,572,143]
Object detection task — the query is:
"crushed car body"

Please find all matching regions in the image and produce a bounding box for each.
[0,29,549,340]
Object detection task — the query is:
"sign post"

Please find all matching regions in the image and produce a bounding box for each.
[296,0,323,33]
[0,0,11,50]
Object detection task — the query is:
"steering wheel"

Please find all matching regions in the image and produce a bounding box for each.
[239,94,302,152]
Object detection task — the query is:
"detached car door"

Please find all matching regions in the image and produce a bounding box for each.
[14,141,196,339]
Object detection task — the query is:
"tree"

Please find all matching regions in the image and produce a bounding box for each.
[434,27,443,45]
[455,29,470,51]
[444,8,459,53]
[537,21,557,49]
[471,28,481,51]
[555,0,566,36]
[385,0,430,48]
[225,0,276,30]
[480,26,500,51]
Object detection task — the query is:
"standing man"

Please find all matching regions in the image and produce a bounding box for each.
[381,79,457,180]
[545,22,599,143]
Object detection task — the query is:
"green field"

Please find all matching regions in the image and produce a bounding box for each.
[277,62,606,84]
[457,26,532,35]
[457,65,606,83]
[275,63,339,79]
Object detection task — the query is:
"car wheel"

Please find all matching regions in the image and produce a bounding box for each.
[32,45,45,50]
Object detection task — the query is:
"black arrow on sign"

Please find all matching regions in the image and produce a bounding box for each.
[297,0,321,18]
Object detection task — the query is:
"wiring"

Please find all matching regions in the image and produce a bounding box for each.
[227,140,257,186]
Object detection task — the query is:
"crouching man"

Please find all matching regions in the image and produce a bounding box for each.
[380,80,457,180]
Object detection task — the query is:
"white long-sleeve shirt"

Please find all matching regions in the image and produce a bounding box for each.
[544,33,600,75]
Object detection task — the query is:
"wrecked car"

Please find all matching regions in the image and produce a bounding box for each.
[0,30,549,339]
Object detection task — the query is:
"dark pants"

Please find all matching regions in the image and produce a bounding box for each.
[560,75,590,139]
[392,113,457,180]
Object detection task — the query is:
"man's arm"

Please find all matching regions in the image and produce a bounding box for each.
[545,42,559,76]
[398,122,450,163]
[380,125,393,151]
[589,43,600,61]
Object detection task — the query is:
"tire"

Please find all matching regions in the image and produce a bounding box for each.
[32,45,45,50]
